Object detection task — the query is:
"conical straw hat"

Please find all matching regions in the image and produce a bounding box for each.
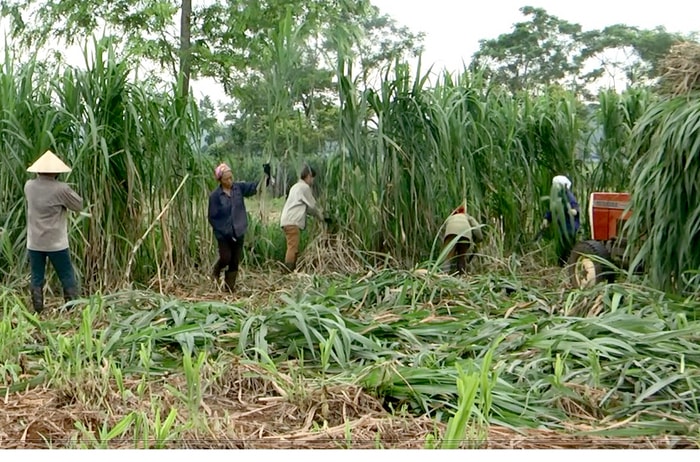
[27,150,72,173]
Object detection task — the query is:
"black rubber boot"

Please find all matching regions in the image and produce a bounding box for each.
[455,255,468,275]
[30,286,44,313]
[224,271,238,293]
[64,286,79,305]
[455,242,471,275]
[283,261,296,273]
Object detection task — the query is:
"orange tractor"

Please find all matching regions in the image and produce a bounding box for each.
[566,192,636,288]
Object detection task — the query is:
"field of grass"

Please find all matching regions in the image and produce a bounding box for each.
[2,217,700,449]
[2,38,700,450]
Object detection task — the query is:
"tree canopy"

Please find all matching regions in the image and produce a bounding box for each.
[1,1,696,155]
[472,6,696,97]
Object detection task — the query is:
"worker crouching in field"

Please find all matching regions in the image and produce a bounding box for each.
[24,150,84,313]
[279,165,324,273]
[441,204,484,275]
[208,162,271,293]
[541,175,580,266]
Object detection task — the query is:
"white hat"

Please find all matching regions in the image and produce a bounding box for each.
[27,150,72,173]
[552,175,571,189]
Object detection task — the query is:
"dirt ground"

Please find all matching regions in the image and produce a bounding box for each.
[1,362,695,449]
[3,261,698,449]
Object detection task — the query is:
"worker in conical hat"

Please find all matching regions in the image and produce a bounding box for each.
[441,201,484,275]
[24,150,84,313]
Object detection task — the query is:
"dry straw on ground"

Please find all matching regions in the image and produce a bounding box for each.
[1,363,695,449]
[297,232,366,275]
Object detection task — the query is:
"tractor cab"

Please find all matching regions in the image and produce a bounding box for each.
[589,192,632,242]
[567,192,633,288]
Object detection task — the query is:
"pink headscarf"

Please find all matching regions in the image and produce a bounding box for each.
[214,163,231,180]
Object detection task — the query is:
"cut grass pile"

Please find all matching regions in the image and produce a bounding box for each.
[1,260,699,448]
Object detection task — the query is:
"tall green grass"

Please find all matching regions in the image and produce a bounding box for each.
[325,59,638,266]
[0,31,653,286]
[586,88,652,193]
[0,38,210,289]
[626,93,700,293]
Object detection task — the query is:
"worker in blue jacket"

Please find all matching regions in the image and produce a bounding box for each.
[541,175,580,266]
[208,162,272,293]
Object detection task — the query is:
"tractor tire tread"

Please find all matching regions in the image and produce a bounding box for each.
[567,240,616,287]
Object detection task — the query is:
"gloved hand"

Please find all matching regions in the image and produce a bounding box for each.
[263,163,274,187]
[541,218,549,230]
[569,208,578,216]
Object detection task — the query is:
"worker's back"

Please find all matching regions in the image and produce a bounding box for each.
[25,176,82,252]
[280,180,316,230]
[444,212,483,244]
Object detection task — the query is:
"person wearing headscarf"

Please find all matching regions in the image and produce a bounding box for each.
[24,150,84,313]
[208,162,271,293]
[441,202,483,275]
[541,175,580,265]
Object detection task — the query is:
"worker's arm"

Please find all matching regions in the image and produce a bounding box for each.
[60,185,83,212]
[541,210,552,229]
[208,192,218,226]
[238,181,260,197]
[469,216,483,243]
[567,191,580,215]
[301,184,323,219]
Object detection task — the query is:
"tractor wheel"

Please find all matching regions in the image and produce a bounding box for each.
[567,240,616,289]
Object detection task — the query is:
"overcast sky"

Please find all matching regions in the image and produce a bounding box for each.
[369,0,700,74]
[2,1,698,102]
[190,0,699,102]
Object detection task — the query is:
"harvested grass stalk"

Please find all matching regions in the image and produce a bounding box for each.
[2,373,696,449]
[5,266,700,447]
[297,232,364,275]
[658,41,700,96]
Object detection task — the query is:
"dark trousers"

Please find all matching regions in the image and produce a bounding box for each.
[213,236,244,276]
[28,249,77,291]
[557,232,577,267]
[443,236,474,275]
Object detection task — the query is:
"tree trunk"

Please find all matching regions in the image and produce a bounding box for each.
[179,0,192,98]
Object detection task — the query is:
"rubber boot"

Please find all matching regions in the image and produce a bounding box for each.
[454,242,470,275]
[455,254,468,275]
[64,286,79,305]
[30,286,44,313]
[224,271,238,293]
[440,260,452,274]
[283,261,296,274]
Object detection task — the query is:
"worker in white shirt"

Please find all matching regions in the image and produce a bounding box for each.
[279,165,324,272]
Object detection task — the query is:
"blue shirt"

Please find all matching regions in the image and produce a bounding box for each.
[545,189,580,234]
[208,182,258,240]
